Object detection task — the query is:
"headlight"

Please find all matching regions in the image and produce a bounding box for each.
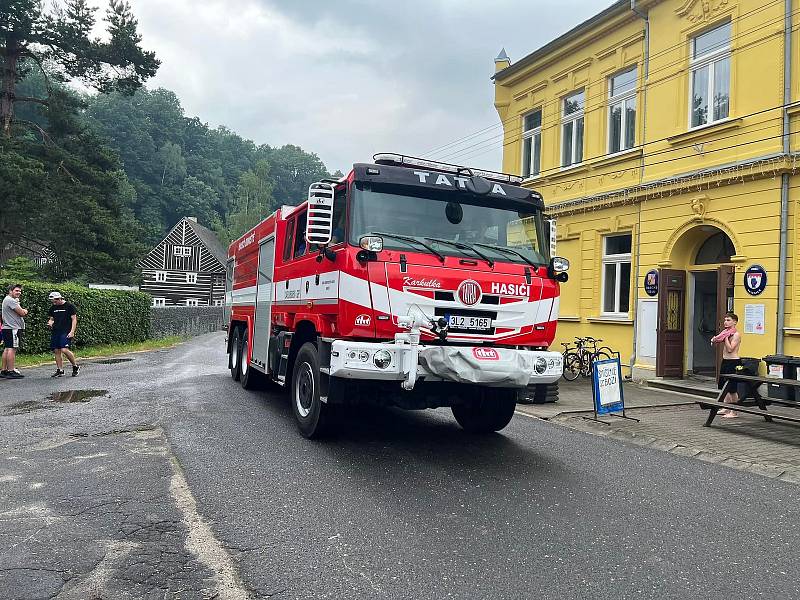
[358,350,370,362]
[534,357,547,374]
[373,349,392,369]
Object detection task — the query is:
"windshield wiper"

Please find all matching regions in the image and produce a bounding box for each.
[473,243,539,269]
[424,237,494,268]
[373,232,445,263]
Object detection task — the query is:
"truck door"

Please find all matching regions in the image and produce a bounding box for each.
[251,237,275,372]
[223,257,234,325]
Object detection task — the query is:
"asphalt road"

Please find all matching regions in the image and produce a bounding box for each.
[1,332,799,599]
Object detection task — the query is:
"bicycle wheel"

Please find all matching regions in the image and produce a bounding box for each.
[589,352,612,372]
[562,352,581,381]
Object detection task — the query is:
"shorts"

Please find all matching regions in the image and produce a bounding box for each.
[718,358,742,390]
[50,332,72,350]
[1,328,22,350]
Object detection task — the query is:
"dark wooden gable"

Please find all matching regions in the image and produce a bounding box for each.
[137,218,225,273]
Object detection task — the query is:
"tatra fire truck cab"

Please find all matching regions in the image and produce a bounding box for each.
[226,153,569,438]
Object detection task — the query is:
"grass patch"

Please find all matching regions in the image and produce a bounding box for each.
[13,336,186,368]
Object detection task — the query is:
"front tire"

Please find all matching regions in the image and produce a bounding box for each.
[230,327,242,381]
[451,387,517,433]
[291,342,330,438]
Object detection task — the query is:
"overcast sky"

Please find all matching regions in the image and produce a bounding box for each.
[126,0,613,174]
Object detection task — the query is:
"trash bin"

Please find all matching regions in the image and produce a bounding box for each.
[763,355,797,401]
[734,357,761,400]
[736,357,760,376]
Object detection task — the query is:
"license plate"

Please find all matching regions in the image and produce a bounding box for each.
[448,315,492,331]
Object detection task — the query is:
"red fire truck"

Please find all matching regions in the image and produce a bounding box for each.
[225,153,569,438]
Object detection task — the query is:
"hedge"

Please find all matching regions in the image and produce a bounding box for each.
[0,279,152,354]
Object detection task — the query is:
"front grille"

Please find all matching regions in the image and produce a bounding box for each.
[434,291,499,305]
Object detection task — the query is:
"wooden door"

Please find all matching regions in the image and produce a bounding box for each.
[656,269,686,378]
[715,265,735,378]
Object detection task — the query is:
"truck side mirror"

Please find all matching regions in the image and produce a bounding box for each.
[548,256,570,282]
[305,182,335,246]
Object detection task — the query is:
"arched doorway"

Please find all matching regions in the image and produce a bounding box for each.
[657,225,737,379]
[690,229,736,376]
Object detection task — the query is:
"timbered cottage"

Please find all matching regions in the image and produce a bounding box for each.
[138,217,226,307]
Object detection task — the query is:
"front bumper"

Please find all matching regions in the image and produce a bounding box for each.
[328,340,562,389]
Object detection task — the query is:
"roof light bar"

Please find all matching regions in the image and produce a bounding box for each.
[373,153,524,185]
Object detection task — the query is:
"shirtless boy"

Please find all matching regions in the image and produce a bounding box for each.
[712,312,742,418]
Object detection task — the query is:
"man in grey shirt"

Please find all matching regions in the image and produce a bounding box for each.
[1,283,28,379]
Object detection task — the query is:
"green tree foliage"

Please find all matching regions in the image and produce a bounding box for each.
[85,88,334,245]
[0,1,156,283]
[0,0,159,136]
[0,256,40,280]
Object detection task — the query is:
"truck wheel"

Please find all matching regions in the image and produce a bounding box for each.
[240,328,264,390]
[291,342,330,438]
[452,388,517,433]
[230,327,242,381]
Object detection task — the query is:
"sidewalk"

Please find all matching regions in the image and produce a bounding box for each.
[518,380,800,485]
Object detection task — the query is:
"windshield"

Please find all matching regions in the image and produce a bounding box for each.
[349,182,549,266]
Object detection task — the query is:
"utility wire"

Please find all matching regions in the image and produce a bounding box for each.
[427,5,796,164]
[425,0,789,159]
[421,0,786,157]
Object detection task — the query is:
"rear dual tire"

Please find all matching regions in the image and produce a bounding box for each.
[229,327,242,381]
[239,328,265,390]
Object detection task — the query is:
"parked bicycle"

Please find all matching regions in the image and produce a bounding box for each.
[561,336,615,381]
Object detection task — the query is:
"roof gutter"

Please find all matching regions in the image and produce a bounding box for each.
[629,0,649,378]
[777,0,791,353]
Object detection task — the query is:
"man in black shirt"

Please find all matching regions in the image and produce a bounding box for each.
[47,291,79,377]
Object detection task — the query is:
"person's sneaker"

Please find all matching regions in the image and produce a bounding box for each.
[6,370,24,379]
[72,364,80,377]
[0,370,7,378]
[51,369,65,378]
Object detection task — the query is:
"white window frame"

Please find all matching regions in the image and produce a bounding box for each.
[185,272,198,284]
[608,67,637,154]
[521,109,542,178]
[601,235,632,316]
[561,91,585,168]
[185,299,200,307]
[152,297,166,307]
[173,246,192,257]
[154,271,167,282]
[688,22,731,129]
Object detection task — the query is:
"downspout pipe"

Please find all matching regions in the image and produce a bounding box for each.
[630,0,649,377]
[777,0,791,354]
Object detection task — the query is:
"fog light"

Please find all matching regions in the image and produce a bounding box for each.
[534,357,547,374]
[358,350,370,362]
[373,350,392,369]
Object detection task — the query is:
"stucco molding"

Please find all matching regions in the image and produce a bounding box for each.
[675,0,731,23]
[660,217,744,265]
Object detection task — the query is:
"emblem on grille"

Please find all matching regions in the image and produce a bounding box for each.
[457,280,482,306]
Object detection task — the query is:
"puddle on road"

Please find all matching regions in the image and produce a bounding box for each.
[95,358,133,364]
[4,390,108,415]
[50,389,108,403]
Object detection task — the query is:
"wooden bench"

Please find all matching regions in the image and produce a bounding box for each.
[697,373,800,426]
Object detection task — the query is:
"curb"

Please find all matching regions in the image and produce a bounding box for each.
[525,410,800,486]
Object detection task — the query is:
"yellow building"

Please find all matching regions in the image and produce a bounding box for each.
[493,0,799,380]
